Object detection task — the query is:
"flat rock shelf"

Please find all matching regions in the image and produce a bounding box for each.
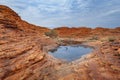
[48,45,93,62]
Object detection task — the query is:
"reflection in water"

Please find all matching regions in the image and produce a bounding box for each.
[50,48,58,53]
[48,45,93,62]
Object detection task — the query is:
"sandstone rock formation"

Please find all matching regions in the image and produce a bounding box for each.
[0,5,120,80]
[0,5,58,80]
[54,26,120,39]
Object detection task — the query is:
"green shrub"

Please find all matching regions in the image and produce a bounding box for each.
[108,37,115,42]
[89,36,98,41]
[45,30,58,38]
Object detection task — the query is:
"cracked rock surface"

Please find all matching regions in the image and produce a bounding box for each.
[0,5,120,80]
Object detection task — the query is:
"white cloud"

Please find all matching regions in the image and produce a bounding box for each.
[99,9,120,17]
[0,0,120,28]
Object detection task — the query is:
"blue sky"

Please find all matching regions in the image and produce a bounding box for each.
[0,0,120,28]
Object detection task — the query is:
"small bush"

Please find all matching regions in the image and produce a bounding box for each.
[92,36,98,40]
[89,36,98,41]
[108,37,115,42]
[45,30,58,38]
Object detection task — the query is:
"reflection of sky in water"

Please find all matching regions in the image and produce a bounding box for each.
[49,45,93,62]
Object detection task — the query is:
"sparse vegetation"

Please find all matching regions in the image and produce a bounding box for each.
[108,37,116,42]
[89,36,98,41]
[45,30,58,38]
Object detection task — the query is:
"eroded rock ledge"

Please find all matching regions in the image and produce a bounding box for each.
[0,5,120,80]
[0,5,59,80]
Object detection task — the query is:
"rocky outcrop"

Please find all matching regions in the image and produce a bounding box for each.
[38,40,120,80]
[54,27,120,39]
[54,27,92,38]
[0,5,120,80]
[0,5,58,80]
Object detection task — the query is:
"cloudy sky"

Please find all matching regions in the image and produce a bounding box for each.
[0,0,120,28]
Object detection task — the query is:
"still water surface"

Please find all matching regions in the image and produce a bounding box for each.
[48,45,93,62]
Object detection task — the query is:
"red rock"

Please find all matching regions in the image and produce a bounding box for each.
[0,5,120,80]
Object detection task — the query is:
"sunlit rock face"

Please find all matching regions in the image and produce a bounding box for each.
[0,5,120,80]
[0,5,57,80]
[54,26,120,39]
